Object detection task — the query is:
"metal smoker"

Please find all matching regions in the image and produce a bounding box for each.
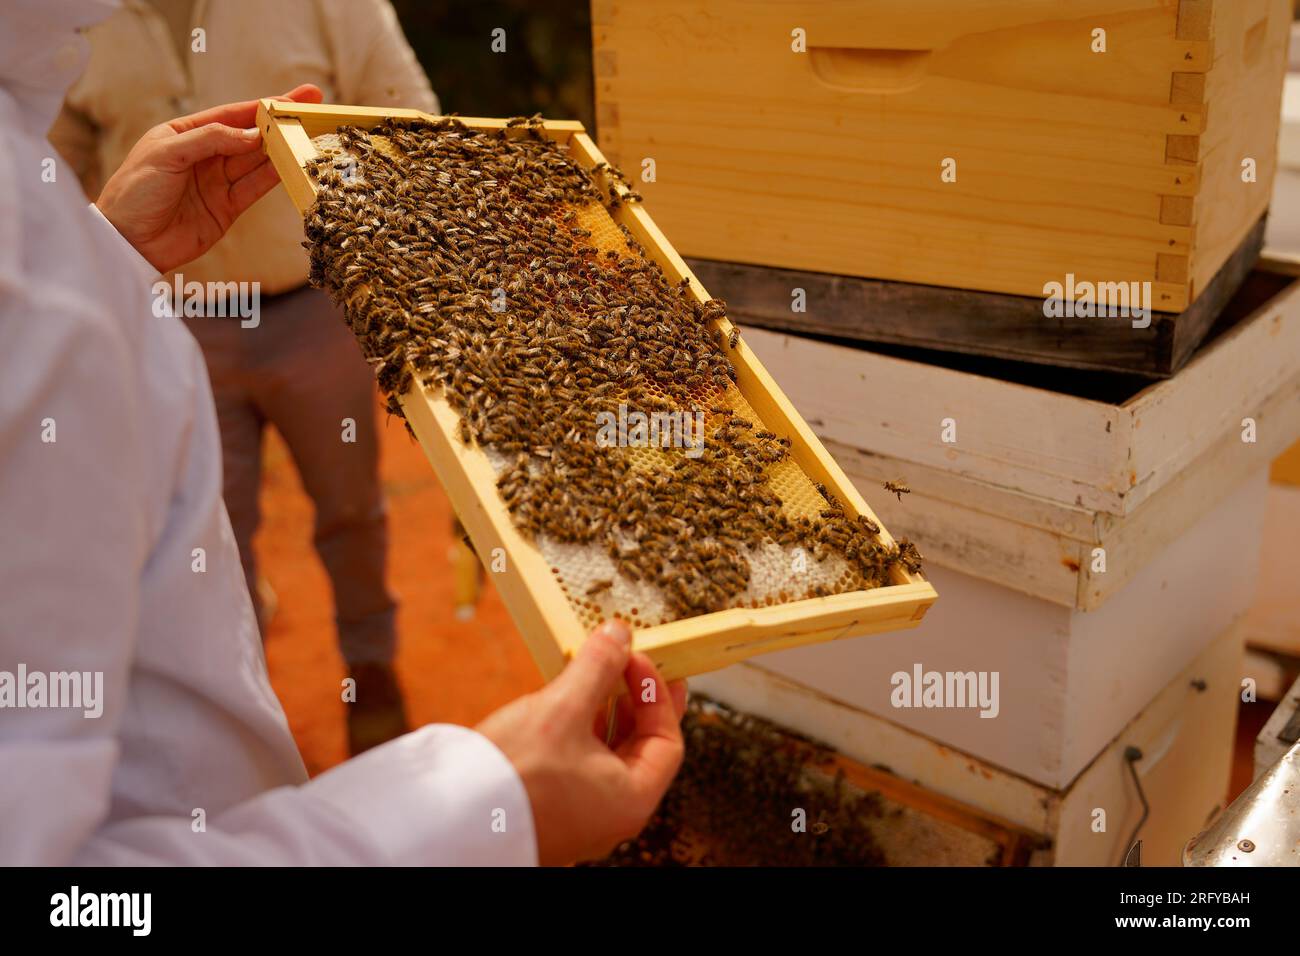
[1183,740,1300,867]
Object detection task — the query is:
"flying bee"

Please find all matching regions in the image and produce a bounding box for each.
[883,479,911,502]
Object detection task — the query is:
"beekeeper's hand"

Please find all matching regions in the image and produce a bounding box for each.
[95,84,324,274]
[476,620,687,866]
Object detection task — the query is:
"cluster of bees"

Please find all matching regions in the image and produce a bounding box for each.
[591,697,889,866]
[303,116,921,621]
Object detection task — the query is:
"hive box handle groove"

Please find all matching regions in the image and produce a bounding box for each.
[808,46,932,94]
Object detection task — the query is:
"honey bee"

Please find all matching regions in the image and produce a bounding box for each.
[883,479,911,502]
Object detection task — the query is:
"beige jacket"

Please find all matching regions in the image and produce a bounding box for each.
[52,0,438,294]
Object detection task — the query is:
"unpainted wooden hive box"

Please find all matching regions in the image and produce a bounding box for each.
[592,0,1291,314]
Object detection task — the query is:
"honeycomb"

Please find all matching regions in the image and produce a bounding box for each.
[484,199,861,629]
[308,125,913,631]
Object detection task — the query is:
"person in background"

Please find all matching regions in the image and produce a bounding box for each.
[3,0,683,867]
[50,0,436,754]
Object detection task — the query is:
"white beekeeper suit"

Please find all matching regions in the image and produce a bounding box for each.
[0,0,535,866]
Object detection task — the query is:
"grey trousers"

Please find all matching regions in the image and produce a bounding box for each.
[183,286,397,665]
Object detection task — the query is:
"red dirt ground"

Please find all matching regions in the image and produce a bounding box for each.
[257,396,540,777]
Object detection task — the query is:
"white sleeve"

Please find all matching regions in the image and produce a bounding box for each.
[72,726,537,866]
[0,281,535,866]
[0,264,145,865]
[305,725,538,866]
[87,202,159,284]
[0,202,536,866]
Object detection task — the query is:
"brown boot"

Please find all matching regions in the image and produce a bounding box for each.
[346,662,409,756]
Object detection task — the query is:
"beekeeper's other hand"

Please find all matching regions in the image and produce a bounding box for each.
[475,620,687,866]
[95,84,324,274]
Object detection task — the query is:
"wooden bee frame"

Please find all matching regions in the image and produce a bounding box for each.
[256,99,937,681]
